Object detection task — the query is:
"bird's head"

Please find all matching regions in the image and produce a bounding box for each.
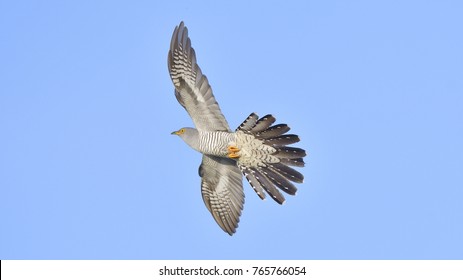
[171,127,199,148]
[171,127,186,136]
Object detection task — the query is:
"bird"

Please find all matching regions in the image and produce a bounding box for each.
[168,21,306,235]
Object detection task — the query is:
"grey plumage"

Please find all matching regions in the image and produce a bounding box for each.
[168,21,307,235]
[199,155,244,235]
[168,22,229,132]
[169,22,243,235]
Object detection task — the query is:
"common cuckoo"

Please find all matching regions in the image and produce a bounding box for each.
[168,21,306,235]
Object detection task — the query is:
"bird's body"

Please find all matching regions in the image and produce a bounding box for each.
[168,22,306,235]
[174,129,280,165]
[197,130,236,157]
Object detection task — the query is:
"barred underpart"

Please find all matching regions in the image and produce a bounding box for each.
[235,113,306,204]
[197,131,235,157]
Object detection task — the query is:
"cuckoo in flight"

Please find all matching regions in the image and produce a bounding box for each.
[168,21,306,235]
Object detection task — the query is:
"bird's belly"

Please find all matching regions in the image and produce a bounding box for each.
[198,131,236,157]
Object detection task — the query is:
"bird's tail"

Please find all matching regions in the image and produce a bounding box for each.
[235,113,306,204]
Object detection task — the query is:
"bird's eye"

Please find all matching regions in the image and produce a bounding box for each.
[180,128,185,134]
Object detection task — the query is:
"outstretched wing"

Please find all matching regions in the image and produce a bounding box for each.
[199,155,244,235]
[168,21,230,132]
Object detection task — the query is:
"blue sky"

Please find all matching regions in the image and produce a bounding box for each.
[1,1,462,259]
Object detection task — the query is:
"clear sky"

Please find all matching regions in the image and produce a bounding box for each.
[1,1,462,260]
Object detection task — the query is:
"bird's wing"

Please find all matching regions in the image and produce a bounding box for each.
[168,21,230,132]
[199,155,244,235]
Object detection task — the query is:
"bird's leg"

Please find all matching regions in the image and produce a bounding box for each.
[227,144,241,159]
[228,152,240,159]
[227,146,240,152]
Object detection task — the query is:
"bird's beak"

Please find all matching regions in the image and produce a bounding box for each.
[171,130,179,135]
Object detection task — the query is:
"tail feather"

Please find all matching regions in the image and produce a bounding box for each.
[236,113,258,132]
[280,157,305,167]
[236,113,306,204]
[251,114,276,133]
[240,166,266,200]
[269,163,304,183]
[253,168,285,204]
[257,124,290,139]
[261,167,297,195]
[275,147,307,159]
[264,134,300,146]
